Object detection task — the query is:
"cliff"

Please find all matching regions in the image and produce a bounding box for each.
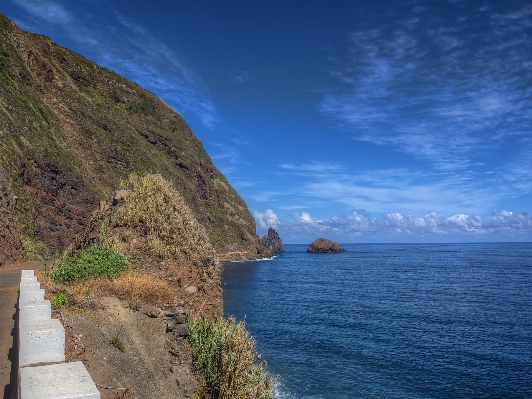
[0,13,267,263]
[1,14,275,399]
[0,162,23,266]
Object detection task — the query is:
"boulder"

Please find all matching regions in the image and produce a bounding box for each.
[176,325,189,337]
[260,227,284,253]
[307,238,346,253]
[112,189,130,205]
[167,319,176,332]
[185,286,197,294]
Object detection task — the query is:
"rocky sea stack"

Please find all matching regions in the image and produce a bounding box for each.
[307,238,346,253]
[260,227,284,254]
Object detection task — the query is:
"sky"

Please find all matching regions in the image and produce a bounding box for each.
[3,0,532,243]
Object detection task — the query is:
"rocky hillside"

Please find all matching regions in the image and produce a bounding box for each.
[71,173,223,317]
[0,162,23,266]
[0,13,266,262]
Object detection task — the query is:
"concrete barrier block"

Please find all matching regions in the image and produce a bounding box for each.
[19,300,51,326]
[20,288,45,302]
[19,319,65,366]
[20,361,100,399]
[21,276,38,284]
[20,282,40,291]
[21,270,34,278]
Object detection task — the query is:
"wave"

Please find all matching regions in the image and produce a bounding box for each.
[220,255,277,263]
[256,255,277,261]
[271,377,296,399]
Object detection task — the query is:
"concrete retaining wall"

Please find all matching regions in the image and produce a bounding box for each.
[17,269,100,399]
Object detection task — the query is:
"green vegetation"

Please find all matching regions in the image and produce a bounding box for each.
[108,336,125,352]
[50,243,127,284]
[187,315,273,399]
[51,293,68,308]
[1,13,261,263]
[50,219,128,284]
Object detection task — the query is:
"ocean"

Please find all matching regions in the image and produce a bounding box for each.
[221,243,532,399]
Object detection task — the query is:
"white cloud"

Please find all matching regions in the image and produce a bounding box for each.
[278,163,499,216]
[230,71,254,84]
[275,208,532,241]
[492,4,532,30]
[319,3,532,172]
[253,209,280,230]
[12,0,72,24]
[279,162,343,173]
[278,205,307,211]
[295,212,320,224]
[211,143,243,165]
[252,191,279,203]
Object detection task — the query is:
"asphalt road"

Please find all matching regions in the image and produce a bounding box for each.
[0,261,44,399]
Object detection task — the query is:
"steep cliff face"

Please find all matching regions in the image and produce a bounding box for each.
[0,162,23,266]
[0,14,264,261]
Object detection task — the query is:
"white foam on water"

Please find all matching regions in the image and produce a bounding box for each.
[271,377,295,399]
[223,259,257,263]
[256,255,277,261]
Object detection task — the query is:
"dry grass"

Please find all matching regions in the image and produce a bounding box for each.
[22,235,49,261]
[101,272,175,305]
[115,173,217,271]
[39,270,175,307]
[39,173,221,311]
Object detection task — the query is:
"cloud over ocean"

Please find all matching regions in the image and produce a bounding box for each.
[255,208,532,242]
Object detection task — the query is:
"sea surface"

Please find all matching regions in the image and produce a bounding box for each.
[221,243,532,399]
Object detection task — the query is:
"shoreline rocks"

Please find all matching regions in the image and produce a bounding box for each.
[307,238,346,253]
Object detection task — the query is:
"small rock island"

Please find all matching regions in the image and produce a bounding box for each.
[307,238,346,253]
[260,227,284,253]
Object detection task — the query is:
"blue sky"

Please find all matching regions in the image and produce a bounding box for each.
[4,0,532,243]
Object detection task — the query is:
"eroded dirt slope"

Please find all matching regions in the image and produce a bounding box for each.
[60,297,196,399]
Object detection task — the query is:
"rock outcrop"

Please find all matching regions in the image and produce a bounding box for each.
[0,163,23,266]
[0,13,267,261]
[307,238,346,253]
[260,227,284,254]
[72,174,223,317]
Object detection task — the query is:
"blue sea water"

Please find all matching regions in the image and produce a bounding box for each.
[221,243,532,399]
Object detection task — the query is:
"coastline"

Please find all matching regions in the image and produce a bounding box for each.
[222,243,532,399]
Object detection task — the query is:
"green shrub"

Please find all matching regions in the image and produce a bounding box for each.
[51,243,128,284]
[187,315,273,399]
[51,293,68,308]
[108,336,125,352]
